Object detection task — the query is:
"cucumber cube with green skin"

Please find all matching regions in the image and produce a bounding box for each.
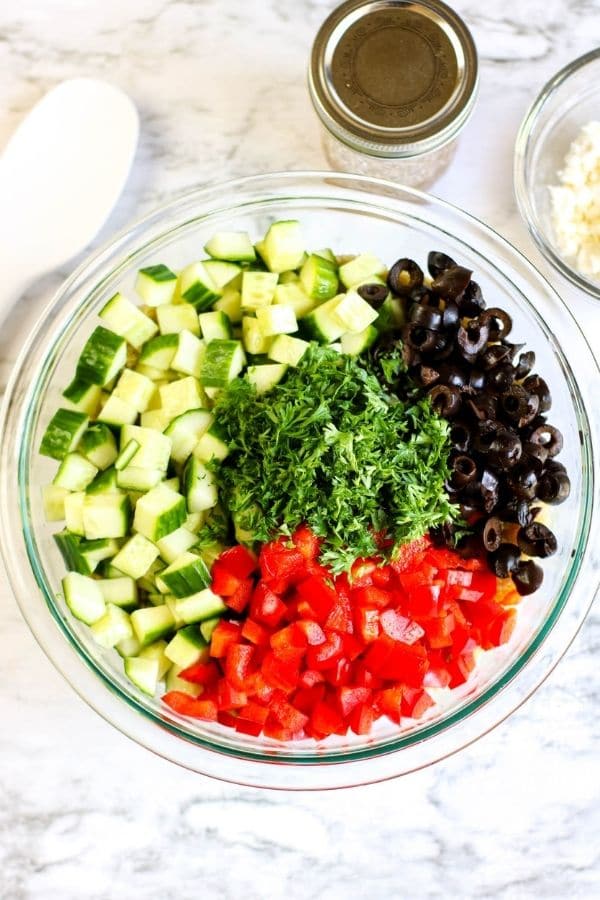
[42,484,69,522]
[80,538,122,572]
[262,220,305,273]
[134,484,187,541]
[193,422,230,463]
[120,425,172,472]
[112,532,160,579]
[76,326,127,386]
[139,333,179,370]
[86,467,120,495]
[256,304,297,337]
[90,603,133,648]
[338,253,386,289]
[341,325,379,356]
[156,526,199,565]
[242,316,272,355]
[202,260,243,289]
[174,588,227,624]
[214,288,242,324]
[100,292,158,349]
[82,492,131,539]
[97,576,138,610]
[241,271,278,311]
[131,605,176,647]
[204,231,256,262]
[334,290,379,334]
[178,262,220,311]
[138,640,171,678]
[156,303,200,336]
[315,247,337,263]
[184,456,218,513]
[163,476,181,493]
[113,368,156,413]
[300,253,339,301]
[299,295,346,343]
[171,330,206,379]
[268,334,309,367]
[273,282,316,319]
[79,423,119,470]
[165,662,203,697]
[124,657,161,696]
[247,364,288,395]
[62,379,103,416]
[54,530,92,575]
[156,552,211,598]
[64,491,86,535]
[53,453,98,491]
[164,408,212,464]
[62,572,106,625]
[164,625,209,668]
[115,634,142,658]
[97,395,138,427]
[139,409,172,432]
[114,439,140,471]
[40,409,89,460]
[159,376,208,418]
[199,310,233,342]
[184,511,206,533]
[200,616,222,643]
[376,295,406,333]
[116,467,163,492]
[199,340,246,389]
[135,264,178,307]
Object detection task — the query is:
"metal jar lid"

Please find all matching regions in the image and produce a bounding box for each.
[309,0,478,158]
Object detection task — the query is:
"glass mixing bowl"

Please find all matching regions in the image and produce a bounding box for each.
[1,172,599,790]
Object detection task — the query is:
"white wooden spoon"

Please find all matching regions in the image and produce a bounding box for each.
[0,78,139,318]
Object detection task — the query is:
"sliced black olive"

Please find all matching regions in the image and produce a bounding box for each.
[487,427,522,470]
[480,343,512,370]
[432,265,473,300]
[522,440,548,472]
[409,303,443,330]
[417,365,440,387]
[467,395,498,422]
[501,385,531,422]
[413,288,442,308]
[428,384,462,418]
[523,374,552,413]
[427,250,456,279]
[515,350,535,380]
[458,280,486,316]
[473,420,499,452]
[467,369,486,391]
[517,523,557,558]
[451,454,478,487]
[536,471,571,504]
[403,323,438,353]
[455,534,485,559]
[457,319,490,356]
[482,516,503,552]
[529,424,563,458]
[512,559,544,595]
[544,459,566,475]
[488,543,520,578]
[440,364,468,389]
[480,308,512,340]
[388,258,424,296]
[430,522,457,547]
[507,467,538,500]
[401,342,421,368]
[487,364,516,394]
[442,300,460,329]
[358,283,388,308]
[503,341,525,362]
[480,468,500,512]
[497,497,534,527]
[450,421,471,452]
[431,336,455,361]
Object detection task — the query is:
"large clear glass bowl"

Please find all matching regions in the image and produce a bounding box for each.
[1,172,598,790]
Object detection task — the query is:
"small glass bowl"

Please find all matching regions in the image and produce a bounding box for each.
[514,48,600,298]
[1,172,599,790]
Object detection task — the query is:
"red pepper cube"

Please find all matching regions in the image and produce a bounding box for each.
[356,607,380,643]
[337,686,372,718]
[162,690,199,716]
[249,672,278,704]
[456,587,484,603]
[292,524,321,560]
[262,718,299,742]
[348,702,375,736]
[211,561,243,597]
[390,536,431,574]
[353,660,384,690]
[379,640,429,687]
[374,686,403,724]
[249,582,288,628]
[210,620,242,658]
[261,652,300,692]
[470,569,498,602]
[398,563,437,593]
[486,607,517,647]
[234,717,262,736]
[380,609,425,645]
[325,592,354,634]
[305,629,344,671]
[423,613,455,649]
[225,643,255,691]
[185,698,218,721]
[218,709,240,729]
[406,582,442,617]
[270,696,309,733]
[218,545,258,579]
[310,700,347,737]
[224,578,254,613]
[298,669,325,689]
[237,701,269,726]
[179,660,220,686]
[217,678,248,710]
[293,683,326,713]
[259,540,306,587]
[371,565,393,588]
[401,687,434,719]
[270,623,308,654]
[295,619,326,646]
[296,575,337,622]
[350,558,378,587]
[342,633,363,662]
[323,657,352,687]
[445,568,473,587]
[241,618,270,646]
[352,585,391,610]
[363,636,394,676]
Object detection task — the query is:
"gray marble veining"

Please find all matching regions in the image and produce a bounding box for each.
[1,1,600,898]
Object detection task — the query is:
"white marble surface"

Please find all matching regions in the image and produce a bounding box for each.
[1,1,600,898]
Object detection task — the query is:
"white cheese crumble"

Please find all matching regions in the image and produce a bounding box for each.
[549,121,600,279]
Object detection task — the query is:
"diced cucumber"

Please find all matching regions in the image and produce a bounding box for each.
[171,330,206,379]
[184,457,218,512]
[139,333,178,370]
[268,334,309,366]
[339,253,386,289]
[273,282,317,319]
[163,476,180,492]
[174,588,227,624]
[136,557,165,593]
[116,467,163,492]
[53,453,98,491]
[40,409,89,461]
[97,395,138,427]
[199,310,232,342]
[124,656,160,696]
[315,247,337,263]
[179,262,220,311]
[164,408,212,464]
[120,425,172,472]
[85,467,119,495]
[156,303,200,336]
[138,639,171,678]
[256,304,297,337]
[112,532,160,579]
[199,340,246,389]
[156,552,211,598]
[376,295,406,332]
[112,368,156,413]
[79,424,118,470]
[42,484,69,522]
[131,605,175,647]
[241,271,278,311]
[299,295,346,343]
[81,537,122,571]
[140,409,171,432]
[214,288,242,324]
[334,290,379,334]
[100,292,158,349]
[200,616,222,643]
[82,492,131,539]
[247,363,288,394]
[185,512,206,533]
[62,572,106,625]
[300,253,339,301]
[114,439,140,471]
[115,634,142,658]
[204,231,256,262]
[135,264,178,307]
[159,376,208,418]
[165,662,203,697]
[165,594,185,628]
[62,379,102,416]
[242,316,272,355]
[90,603,133,648]
[54,530,91,575]
[134,484,187,541]
[76,326,127,386]
[64,491,86,534]
[202,260,243,290]
[156,526,199,565]
[279,270,300,284]
[340,325,379,356]
[97,576,138,610]
[262,220,305,273]
[193,422,229,463]
[164,625,209,668]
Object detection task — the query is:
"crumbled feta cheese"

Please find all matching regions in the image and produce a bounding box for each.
[549,121,600,279]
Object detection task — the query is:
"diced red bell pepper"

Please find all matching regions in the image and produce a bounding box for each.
[355,607,380,643]
[455,587,484,603]
[401,687,434,719]
[372,565,393,588]
[398,564,437,593]
[250,673,278,704]
[225,643,255,691]
[470,569,498,603]
[353,660,384,690]
[210,620,242,657]
[295,619,326,646]
[218,709,240,729]
[261,652,300,692]
[407,582,442,617]
[310,700,346,737]
[292,524,321,560]
[249,582,288,628]
[298,668,325,689]
[323,657,351,687]
[350,558,378,587]
[217,678,247,710]
[366,637,428,686]
[343,633,363,662]
[295,575,337,621]
[262,718,298,742]
[179,660,220,686]
[270,623,308,654]
[486,607,517,647]
[293,683,326,713]
[390,535,431,574]
[348,702,375,735]
[380,609,425,645]
[422,613,455,649]
[269,696,309,733]
[234,717,262,736]
[259,540,306,587]
[218,544,258,579]
[241,618,270,646]
[374,686,403,723]
[237,701,269,726]
[352,585,391,610]
[337,686,372,718]
[305,629,344,670]
[445,568,473,587]
[325,592,353,634]
[225,577,254,613]
[162,691,218,721]
[211,561,243,597]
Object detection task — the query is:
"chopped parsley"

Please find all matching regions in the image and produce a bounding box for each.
[209,345,460,573]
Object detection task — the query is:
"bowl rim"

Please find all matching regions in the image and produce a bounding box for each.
[513,47,600,299]
[2,170,599,789]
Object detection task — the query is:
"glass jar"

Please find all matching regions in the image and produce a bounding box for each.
[308,0,479,188]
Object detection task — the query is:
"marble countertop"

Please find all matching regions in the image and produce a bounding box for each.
[1,1,600,897]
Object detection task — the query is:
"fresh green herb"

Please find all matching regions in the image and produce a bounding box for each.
[209,345,461,573]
